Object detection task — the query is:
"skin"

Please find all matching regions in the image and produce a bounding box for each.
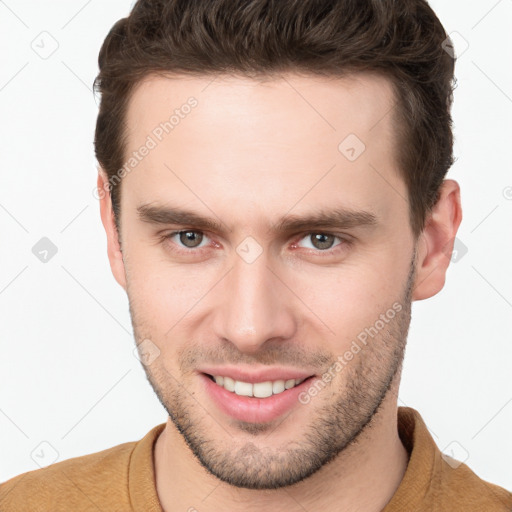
[98,72,462,511]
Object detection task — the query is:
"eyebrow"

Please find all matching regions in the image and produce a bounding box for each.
[136,203,378,235]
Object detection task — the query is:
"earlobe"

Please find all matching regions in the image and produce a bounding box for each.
[412,179,463,301]
[97,170,127,290]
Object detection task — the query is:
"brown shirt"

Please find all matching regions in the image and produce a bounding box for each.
[1,407,511,511]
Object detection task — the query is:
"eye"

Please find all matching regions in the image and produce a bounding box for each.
[295,233,345,252]
[165,230,210,250]
[161,230,349,257]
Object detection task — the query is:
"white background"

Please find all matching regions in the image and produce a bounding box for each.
[1,0,511,492]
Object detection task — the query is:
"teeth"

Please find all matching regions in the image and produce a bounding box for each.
[212,375,306,397]
[272,380,285,394]
[285,379,296,389]
[234,380,253,397]
[223,376,235,392]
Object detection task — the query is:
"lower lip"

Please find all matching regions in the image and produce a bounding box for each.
[200,373,315,424]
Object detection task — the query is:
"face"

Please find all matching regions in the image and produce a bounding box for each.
[107,72,419,489]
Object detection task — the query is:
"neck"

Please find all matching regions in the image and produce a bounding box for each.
[154,385,408,512]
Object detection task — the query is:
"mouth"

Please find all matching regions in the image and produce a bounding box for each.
[199,369,318,424]
[202,372,315,398]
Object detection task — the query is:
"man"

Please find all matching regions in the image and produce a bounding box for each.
[1,0,511,510]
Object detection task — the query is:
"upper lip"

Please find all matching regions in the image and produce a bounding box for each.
[198,366,316,383]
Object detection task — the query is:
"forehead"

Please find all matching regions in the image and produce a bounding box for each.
[126,71,397,148]
[121,71,407,233]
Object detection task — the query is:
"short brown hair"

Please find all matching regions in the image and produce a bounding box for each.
[94,0,456,237]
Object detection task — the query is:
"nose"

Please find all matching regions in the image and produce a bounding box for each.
[212,252,297,355]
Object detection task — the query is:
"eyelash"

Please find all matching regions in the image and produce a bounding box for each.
[161,230,350,257]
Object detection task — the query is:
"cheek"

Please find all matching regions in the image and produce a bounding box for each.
[125,249,218,333]
[294,257,408,342]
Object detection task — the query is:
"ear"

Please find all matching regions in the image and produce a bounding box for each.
[412,179,463,301]
[97,169,127,290]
